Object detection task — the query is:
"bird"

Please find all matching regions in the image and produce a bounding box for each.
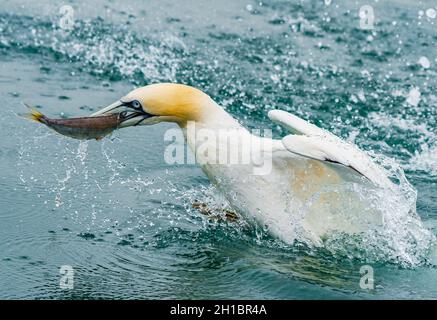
[91,83,394,246]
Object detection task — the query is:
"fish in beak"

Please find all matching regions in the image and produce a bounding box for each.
[23,98,157,141]
[25,83,210,140]
[23,102,123,140]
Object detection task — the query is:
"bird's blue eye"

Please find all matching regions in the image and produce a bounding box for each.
[131,100,141,109]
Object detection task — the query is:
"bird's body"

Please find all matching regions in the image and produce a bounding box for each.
[180,97,386,245]
[32,82,398,246]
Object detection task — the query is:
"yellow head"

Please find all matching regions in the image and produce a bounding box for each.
[92,83,215,127]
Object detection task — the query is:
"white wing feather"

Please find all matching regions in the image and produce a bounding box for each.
[268,109,326,136]
[268,110,392,188]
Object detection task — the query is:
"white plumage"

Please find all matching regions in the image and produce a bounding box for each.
[94,84,395,246]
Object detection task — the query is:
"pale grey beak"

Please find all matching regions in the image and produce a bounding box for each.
[90,100,130,117]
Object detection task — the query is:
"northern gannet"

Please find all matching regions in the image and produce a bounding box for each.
[91,83,394,246]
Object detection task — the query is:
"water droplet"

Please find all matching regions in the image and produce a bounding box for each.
[417,56,431,69]
[426,8,436,19]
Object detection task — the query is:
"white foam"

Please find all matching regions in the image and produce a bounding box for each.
[408,143,437,176]
[369,112,431,136]
[406,87,421,107]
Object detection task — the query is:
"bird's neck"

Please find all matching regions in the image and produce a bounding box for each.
[180,100,241,130]
[179,101,251,164]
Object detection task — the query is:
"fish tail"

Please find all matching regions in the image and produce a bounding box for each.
[22,102,45,123]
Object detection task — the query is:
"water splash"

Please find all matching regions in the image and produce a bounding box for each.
[319,152,436,268]
[0,14,184,84]
[408,143,437,176]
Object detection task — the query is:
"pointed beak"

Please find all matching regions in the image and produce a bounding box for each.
[90,100,129,117]
[91,100,154,128]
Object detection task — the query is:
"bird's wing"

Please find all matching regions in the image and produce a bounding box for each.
[268,109,326,136]
[268,110,392,188]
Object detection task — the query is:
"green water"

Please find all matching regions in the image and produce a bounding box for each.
[0,0,436,299]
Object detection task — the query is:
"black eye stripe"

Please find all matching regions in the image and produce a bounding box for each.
[121,100,142,111]
[119,100,155,123]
